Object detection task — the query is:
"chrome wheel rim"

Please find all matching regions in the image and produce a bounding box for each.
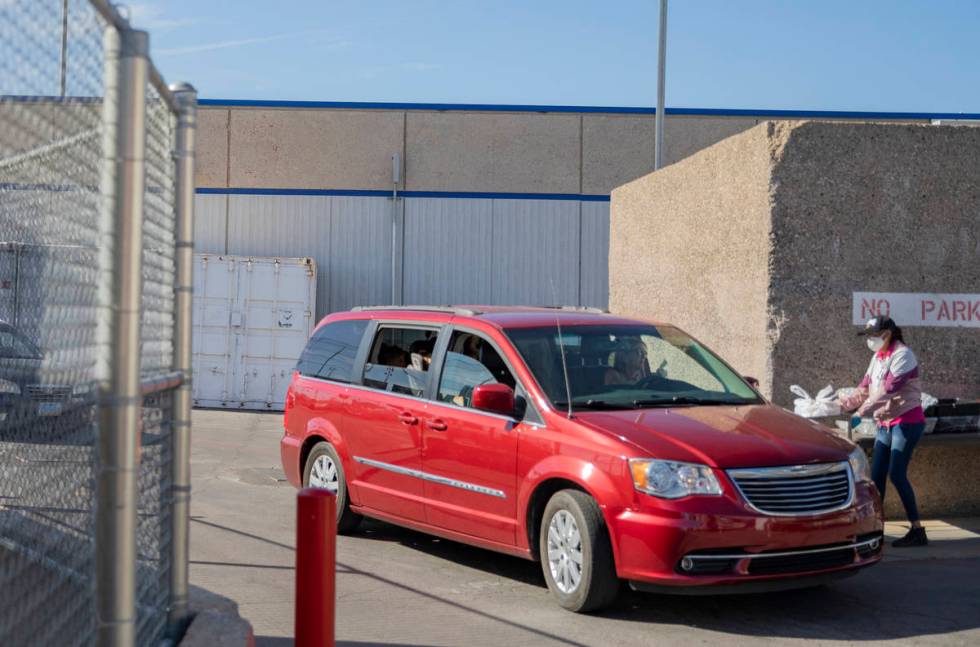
[309,455,339,493]
[547,510,583,594]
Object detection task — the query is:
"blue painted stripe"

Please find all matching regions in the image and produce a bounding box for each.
[197,98,980,121]
[195,187,611,202]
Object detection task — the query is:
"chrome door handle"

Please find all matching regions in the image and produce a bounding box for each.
[427,419,448,431]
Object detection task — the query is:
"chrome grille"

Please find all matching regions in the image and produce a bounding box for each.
[728,462,853,516]
[25,385,72,402]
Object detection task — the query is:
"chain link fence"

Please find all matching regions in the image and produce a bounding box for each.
[0,1,194,645]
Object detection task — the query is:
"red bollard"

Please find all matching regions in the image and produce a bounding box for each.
[295,487,336,647]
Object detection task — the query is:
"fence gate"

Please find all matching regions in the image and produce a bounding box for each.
[192,254,316,410]
[1,2,196,644]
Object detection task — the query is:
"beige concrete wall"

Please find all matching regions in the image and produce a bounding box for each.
[196,108,228,188]
[405,111,580,193]
[227,108,405,190]
[194,107,773,193]
[766,121,980,404]
[582,115,761,194]
[608,125,776,392]
[582,116,656,195]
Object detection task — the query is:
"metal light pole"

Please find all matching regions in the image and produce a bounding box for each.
[167,81,198,639]
[96,24,149,647]
[60,0,69,96]
[654,0,668,170]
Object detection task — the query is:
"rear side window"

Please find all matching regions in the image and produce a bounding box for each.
[362,326,439,397]
[296,319,368,383]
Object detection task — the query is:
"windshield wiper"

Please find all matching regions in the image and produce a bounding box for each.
[555,399,630,411]
[632,396,746,408]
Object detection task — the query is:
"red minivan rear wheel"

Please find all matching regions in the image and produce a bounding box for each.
[539,489,620,612]
[303,441,362,534]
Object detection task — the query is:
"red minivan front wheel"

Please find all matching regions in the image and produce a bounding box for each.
[539,489,620,612]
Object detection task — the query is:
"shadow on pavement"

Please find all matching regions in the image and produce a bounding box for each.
[257,639,439,647]
[358,518,546,588]
[353,519,980,643]
[200,516,980,644]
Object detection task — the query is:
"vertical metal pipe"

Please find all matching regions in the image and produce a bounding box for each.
[96,25,149,647]
[60,0,69,97]
[167,81,197,638]
[654,0,668,170]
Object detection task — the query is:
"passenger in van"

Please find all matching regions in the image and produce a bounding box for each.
[409,339,435,371]
[378,344,408,368]
[605,337,650,385]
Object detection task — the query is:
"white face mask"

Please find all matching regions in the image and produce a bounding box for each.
[867,336,886,352]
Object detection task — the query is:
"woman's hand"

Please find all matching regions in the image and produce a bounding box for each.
[838,387,868,413]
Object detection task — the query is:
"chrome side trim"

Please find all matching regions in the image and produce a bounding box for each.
[684,537,881,561]
[353,456,506,499]
[727,461,855,517]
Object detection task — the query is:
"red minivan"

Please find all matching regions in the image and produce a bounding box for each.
[281,306,883,612]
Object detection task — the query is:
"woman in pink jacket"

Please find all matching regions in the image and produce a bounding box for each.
[839,316,927,547]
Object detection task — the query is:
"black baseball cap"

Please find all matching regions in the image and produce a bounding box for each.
[857,316,898,337]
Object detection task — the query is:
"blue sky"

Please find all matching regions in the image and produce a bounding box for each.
[129,0,980,111]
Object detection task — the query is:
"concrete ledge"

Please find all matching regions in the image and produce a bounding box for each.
[854,434,980,520]
[178,585,255,647]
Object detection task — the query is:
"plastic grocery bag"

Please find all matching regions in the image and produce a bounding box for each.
[790,384,842,418]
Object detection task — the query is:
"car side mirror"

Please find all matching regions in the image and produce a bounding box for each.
[471,383,516,417]
[744,376,761,389]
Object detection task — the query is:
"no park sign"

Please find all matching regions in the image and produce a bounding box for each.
[854,292,980,328]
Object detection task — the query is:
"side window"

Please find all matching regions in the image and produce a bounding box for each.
[362,326,439,397]
[437,332,517,408]
[296,319,368,383]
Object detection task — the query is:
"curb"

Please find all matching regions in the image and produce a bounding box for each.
[178,585,256,647]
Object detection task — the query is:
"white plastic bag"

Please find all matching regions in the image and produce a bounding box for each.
[921,392,938,411]
[790,384,842,419]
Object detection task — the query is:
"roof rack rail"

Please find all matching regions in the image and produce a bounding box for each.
[350,305,482,316]
[538,306,610,314]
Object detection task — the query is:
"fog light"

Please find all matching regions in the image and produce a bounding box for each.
[680,557,695,572]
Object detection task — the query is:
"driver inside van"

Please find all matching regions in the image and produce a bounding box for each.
[604,337,650,385]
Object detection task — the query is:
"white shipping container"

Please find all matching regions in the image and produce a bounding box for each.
[192,254,316,410]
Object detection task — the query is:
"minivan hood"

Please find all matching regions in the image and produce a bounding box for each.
[574,405,853,468]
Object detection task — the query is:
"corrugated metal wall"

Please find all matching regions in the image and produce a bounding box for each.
[193,194,609,320]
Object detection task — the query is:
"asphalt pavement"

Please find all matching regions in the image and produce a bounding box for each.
[189,410,980,647]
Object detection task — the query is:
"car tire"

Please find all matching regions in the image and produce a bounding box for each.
[539,489,620,613]
[302,441,362,534]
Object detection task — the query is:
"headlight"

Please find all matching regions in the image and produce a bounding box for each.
[0,379,20,395]
[629,458,723,499]
[848,447,871,483]
[72,382,92,397]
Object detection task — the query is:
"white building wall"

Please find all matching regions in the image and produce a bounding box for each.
[193,194,610,320]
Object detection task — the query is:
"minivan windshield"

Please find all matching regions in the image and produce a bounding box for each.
[0,323,41,360]
[506,324,761,411]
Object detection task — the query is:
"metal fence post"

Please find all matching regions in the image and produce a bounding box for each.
[167,81,197,637]
[96,24,149,647]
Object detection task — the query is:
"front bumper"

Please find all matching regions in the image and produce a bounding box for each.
[609,481,883,589]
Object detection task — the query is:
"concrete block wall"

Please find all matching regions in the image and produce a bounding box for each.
[193,107,774,194]
[609,124,776,390]
[609,120,980,406]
